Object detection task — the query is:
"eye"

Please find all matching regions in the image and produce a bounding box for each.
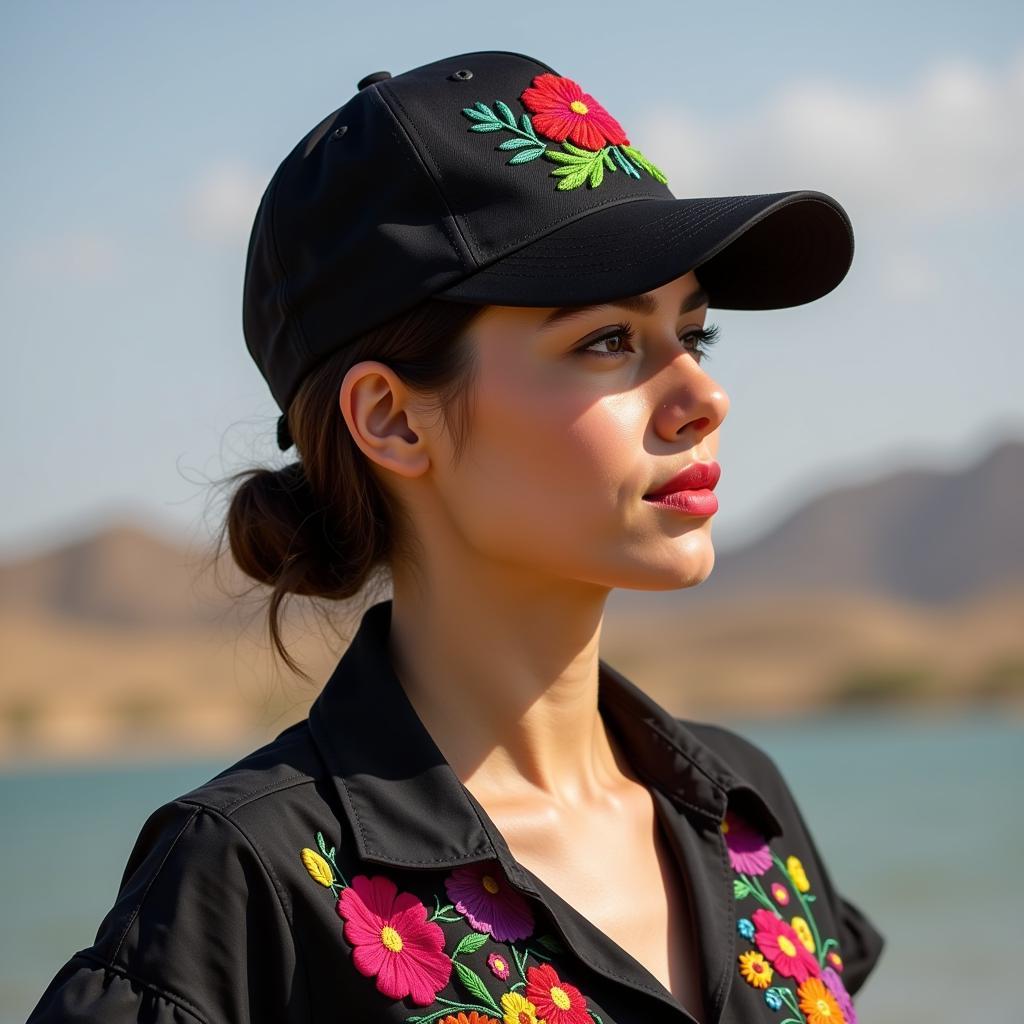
[577,321,721,362]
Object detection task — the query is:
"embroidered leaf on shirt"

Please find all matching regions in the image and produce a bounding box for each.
[453,960,501,1012]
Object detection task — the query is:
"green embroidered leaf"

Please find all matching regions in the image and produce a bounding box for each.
[462,108,495,123]
[474,101,493,115]
[454,961,500,1012]
[507,147,546,164]
[733,879,751,899]
[622,145,668,184]
[469,122,504,133]
[562,140,598,158]
[589,159,604,188]
[602,150,616,171]
[494,100,518,129]
[498,137,537,150]
[544,150,591,165]
[554,165,591,191]
[453,931,489,957]
[316,831,328,857]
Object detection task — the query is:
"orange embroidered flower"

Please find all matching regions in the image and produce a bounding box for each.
[439,1014,502,1024]
[737,949,773,989]
[797,976,847,1023]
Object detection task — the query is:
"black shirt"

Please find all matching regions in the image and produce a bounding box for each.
[29,598,884,1024]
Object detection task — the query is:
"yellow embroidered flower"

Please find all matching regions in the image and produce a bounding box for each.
[737,949,773,989]
[786,854,811,892]
[501,991,544,1024]
[797,976,845,1023]
[300,848,334,887]
[791,915,816,953]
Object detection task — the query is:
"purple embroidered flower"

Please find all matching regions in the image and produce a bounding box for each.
[444,860,535,941]
[487,951,512,980]
[721,811,773,875]
[764,988,784,1011]
[822,966,857,1023]
[737,917,756,941]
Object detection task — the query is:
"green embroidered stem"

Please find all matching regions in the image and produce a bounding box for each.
[588,1012,605,1024]
[315,830,348,889]
[775,983,805,1020]
[451,959,501,1013]
[462,103,547,165]
[742,873,778,913]
[430,893,462,923]
[770,853,826,966]
[610,145,641,179]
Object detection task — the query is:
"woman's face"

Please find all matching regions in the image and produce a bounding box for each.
[408,269,730,593]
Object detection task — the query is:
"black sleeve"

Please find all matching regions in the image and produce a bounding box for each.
[27,800,300,1024]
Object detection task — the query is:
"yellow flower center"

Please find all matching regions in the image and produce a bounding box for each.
[815,998,833,1015]
[777,935,797,957]
[482,874,500,894]
[569,100,589,115]
[494,957,506,971]
[380,925,403,952]
[720,820,730,834]
[550,986,572,1009]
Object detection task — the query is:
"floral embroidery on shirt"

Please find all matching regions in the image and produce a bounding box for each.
[721,811,858,1023]
[300,830,604,1023]
[461,72,667,191]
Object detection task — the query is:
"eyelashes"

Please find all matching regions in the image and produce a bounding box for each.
[578,319,721,362]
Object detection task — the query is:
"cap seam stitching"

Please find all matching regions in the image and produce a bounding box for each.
[266,169,312,363]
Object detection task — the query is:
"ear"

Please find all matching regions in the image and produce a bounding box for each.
[339,361,430,479]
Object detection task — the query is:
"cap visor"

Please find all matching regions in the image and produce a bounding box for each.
[435,190,854,311]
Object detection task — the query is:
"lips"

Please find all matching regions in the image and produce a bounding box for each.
[644,460,721,499]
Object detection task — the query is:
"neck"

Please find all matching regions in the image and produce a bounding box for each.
[388,561,626,809]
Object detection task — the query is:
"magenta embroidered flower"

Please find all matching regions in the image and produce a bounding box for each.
[751,908,820,984]
[520,73,629,150]
[770,882,790,906]
[487,951,511,980]
[721,811,773,875]
[822,965,857,1023]
[336,874,452,1005]
[444,860,535,941]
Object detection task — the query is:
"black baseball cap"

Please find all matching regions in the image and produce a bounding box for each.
[242,50,855,451]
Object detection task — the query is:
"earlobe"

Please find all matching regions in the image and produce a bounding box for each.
[339,361,430,479]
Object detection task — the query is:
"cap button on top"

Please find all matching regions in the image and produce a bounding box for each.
[357,71,392,90]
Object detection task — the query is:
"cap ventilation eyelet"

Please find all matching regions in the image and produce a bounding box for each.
[449,69,473,81]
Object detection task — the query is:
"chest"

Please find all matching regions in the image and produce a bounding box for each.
[495,789,709,1022]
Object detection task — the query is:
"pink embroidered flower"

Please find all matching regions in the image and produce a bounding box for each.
[520,73,629,150]
[771,882,790,906]
[827,950,844,972]
[752,908,820,984]
[444,860,535,941]
[336,874,452,1005]
[526,963,590,1024]
[822,966,857,1023]
[721,811,773,875]
[487,951,511,980]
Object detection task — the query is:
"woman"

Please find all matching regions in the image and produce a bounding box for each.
[29,51,884,1024]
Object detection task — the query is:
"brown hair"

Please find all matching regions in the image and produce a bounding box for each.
[210,296,487,679]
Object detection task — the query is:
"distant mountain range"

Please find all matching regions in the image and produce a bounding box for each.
[2,438,1020,626]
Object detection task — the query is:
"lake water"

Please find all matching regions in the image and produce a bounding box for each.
[2,710,1020,1022]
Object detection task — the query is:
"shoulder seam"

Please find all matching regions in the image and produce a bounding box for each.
[186,771,314,817]
[72,950,209,1023]
[111,805,201,962]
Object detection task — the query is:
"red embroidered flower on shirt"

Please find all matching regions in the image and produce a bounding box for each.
[336,874,452,1005]
[525,963,591,1024]
[519,72,629,150]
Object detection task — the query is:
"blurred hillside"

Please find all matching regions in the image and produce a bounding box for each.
[2,438,1022,761]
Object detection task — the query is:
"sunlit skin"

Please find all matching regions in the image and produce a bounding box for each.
[338,269,727,1013]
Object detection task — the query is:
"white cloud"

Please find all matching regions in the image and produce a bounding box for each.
[638,47,1024,222]
[19,231,120,282]
[184,160,267,245]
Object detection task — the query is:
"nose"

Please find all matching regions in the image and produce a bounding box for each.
[651,353,730,444]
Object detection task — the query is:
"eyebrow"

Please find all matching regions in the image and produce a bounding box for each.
[538,286,710,330]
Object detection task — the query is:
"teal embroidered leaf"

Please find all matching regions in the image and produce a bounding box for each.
[611,146,641,178]
[498,137,537,150]
[316,831,328,857]
[452,931,489,957]
[507,147,546,164]
[453,961,500,1012]
[474,101,493,115]
[734,879,751,899]
[469,122,504,133]
[494,100,518,129]
[462,108,495,123]
[520,113,539,140]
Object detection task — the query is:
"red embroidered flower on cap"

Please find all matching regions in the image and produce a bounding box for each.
[519,72,629,150]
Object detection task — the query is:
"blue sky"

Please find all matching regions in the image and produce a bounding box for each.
[2,1,1022,557]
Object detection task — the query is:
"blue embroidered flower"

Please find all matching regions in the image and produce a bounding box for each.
[737,916,755,941]
[764,988,784,1011]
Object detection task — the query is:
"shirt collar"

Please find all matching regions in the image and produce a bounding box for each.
[308,599,783,870]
